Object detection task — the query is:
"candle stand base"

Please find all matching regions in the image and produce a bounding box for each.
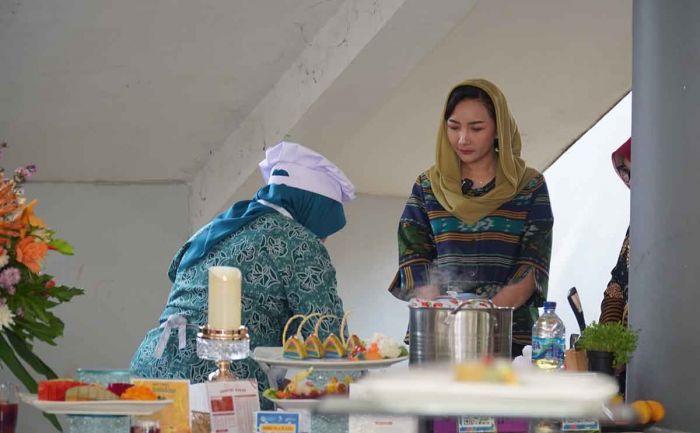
[196,325,250,382]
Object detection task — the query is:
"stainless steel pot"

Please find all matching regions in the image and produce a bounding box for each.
[409,302,513,364]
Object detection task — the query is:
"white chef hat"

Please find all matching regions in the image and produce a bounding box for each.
[259,141,356,203]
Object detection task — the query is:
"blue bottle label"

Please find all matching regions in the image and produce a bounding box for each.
[532,336,565,363]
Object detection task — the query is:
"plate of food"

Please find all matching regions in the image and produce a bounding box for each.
[263,397,321,411]
[262,368,351,411]
[253,313,408,369]
[20,394,173,416]
[21,380,172,416]
[253,346,408,369]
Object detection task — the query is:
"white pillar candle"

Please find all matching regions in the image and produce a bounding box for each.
[208,266,242,330]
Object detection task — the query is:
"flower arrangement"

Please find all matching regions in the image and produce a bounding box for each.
[0,143,83,429]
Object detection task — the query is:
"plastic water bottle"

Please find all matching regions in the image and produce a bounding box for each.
[532,301,566,369]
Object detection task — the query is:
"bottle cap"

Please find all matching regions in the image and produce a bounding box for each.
[543,301,556,310]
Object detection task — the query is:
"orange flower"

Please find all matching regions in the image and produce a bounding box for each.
[15,236,48,273]
[19,200,45,234]
[0,182,24,246]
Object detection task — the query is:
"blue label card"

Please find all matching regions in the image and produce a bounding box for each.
[458,416,497,433]
[562,419,601,432]
[255,411,300,433]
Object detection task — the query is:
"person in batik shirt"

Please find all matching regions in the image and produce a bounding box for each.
[389,79,553,357]
[131,142,355,408]
[600,138,631,325]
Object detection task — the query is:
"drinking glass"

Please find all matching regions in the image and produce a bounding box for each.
[0,383,17,433]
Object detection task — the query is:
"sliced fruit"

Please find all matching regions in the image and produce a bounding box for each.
[631,400,652,424]
[345,334,364,354]
[609,394,624,405]
[65,385,119,401]
[38,379,85,401]
[107,383,134,397]
[120,385,157,401]
[645,400,665,423]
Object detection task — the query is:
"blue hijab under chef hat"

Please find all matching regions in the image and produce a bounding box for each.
[172,142,355,278]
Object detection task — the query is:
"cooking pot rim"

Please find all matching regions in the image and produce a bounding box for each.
[408,305,514,311]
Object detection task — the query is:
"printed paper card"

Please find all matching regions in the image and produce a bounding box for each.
[132,378,191,433]
[207,379,260,433]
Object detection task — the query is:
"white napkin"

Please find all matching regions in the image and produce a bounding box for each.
[512,345,532,369]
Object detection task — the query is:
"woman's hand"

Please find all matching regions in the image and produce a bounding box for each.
[491,268,536,308]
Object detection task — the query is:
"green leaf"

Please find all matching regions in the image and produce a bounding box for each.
[48,238,74,255]
[43,300,60,310]
[0,335,63,431]
[0,332,38,392]
[5,329,58,379]
[14,320,60,345]
[43,413,63,432]
[25,298,52,323]
[49,286,84,302]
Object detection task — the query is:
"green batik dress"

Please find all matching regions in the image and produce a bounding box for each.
[130,212,345,408]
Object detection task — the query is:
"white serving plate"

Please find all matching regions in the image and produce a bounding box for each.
[263,395,323,411]
[252,347,408,370]
[19,393,173,416]
[317,366,618,419]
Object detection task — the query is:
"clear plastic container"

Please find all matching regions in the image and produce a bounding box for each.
[532,302,566,370]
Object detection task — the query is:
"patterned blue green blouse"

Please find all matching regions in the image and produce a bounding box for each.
[390,172,553,345]
[130,212,345,407]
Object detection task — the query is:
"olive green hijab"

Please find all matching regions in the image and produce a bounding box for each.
[427,79,540,224]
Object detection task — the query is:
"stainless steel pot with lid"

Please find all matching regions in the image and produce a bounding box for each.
[409,300,513,364]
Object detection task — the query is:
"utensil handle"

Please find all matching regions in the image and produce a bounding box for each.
[567,287,587,332]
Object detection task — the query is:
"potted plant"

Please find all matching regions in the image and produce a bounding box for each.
[576,321,639,375]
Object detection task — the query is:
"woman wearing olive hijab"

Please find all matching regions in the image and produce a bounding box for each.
[390,79,554,355]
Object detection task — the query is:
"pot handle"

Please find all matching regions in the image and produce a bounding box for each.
[483,299,497,309]
[442,299,497,325]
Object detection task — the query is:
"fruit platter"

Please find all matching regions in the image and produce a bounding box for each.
[252,312,408,370]
[20,379,173,416]
[262,368,353,411]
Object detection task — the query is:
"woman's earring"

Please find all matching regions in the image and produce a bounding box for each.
[494,138,499,153]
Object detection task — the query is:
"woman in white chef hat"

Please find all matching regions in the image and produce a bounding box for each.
[130,141,355,407]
